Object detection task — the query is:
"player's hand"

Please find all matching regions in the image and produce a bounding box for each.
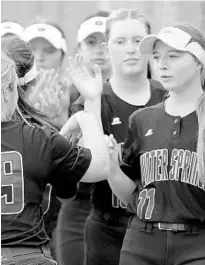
[34,85,61,119]
[67,54,103,100]
[30,70,70,124]
[28,69,58,105]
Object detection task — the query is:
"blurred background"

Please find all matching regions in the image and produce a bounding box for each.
[2,0,205,67]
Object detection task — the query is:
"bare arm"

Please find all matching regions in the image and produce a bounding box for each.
[60,111,110,183]
[84,97,103,132]
[76,111,109,182]
[107,135,137,205]
[108,165,136,205]
[63,56,109,181]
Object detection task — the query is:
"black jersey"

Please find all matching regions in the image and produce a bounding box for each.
[122,102,205,223]
[1,120,91,246]
[91,80,166,216]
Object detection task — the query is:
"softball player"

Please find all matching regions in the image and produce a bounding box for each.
[62,8,165,265]
[23,22,71,126]
[2,31,70,260]
[108,24,205,265]
[1,35,58,127]
[24,21,69,258]
[56,10,110,265]
[1,51,109,265]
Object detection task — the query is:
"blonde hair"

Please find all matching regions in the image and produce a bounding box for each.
[1,51,18,121]
[105,8,151,42]
[197,92,205,181]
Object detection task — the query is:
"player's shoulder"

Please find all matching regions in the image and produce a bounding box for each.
[129,101,165,126]
[22,122,56,145]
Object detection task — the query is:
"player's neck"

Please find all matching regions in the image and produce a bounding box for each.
[166,79,203,117]
[110,72,150,105]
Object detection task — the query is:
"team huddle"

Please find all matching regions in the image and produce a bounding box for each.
[1,7,205,265]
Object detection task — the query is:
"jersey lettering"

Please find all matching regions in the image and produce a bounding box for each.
[141,149,168,187]
[137,188,155,219]
[1,151,24,215]
[181,150,191,182]
[140,148,204,191]
[112,192,126,209]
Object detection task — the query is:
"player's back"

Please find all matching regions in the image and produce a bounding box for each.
[1,120,53,246]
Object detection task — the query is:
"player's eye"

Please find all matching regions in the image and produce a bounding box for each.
[169,54,178,58]
[116,39,125,45]
[134,39,141,44]
[85,39,97,46]
[168,52,180,58]
[153,55,160,60]
[88,40,95,45]
[45,49,56,54]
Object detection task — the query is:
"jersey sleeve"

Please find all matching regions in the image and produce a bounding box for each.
[49,131,92,199]
[120,112,141,181]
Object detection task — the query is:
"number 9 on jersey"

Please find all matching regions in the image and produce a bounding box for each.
[1,151,24,215]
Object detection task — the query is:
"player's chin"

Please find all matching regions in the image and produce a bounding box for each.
[94,61,109,70]
[122,65,141,76]
[161,83,176,92]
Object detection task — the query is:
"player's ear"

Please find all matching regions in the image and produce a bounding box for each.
[195,59,203,72]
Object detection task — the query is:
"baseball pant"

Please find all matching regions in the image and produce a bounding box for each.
[120,215,205,265]
[84,208,129,265]
[56,198,91,265]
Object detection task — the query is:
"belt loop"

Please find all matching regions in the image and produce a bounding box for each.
[192,225,199,235]
[184,224,198,236]
[146,222,153,233]
[190,224,198,235]
[140,222,153,234]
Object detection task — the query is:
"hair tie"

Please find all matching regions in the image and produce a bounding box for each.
[18,64,37,85]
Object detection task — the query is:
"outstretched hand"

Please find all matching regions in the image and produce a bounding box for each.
[67,54,103,100]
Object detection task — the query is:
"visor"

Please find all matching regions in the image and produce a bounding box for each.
[23,23,67,53]
[1,22,24,38]
[77,16,107,43]
[139,26,205,67]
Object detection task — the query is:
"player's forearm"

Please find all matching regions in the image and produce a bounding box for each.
[84,97,103,132]
[77,112,109,182]
[107,164,136,205]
